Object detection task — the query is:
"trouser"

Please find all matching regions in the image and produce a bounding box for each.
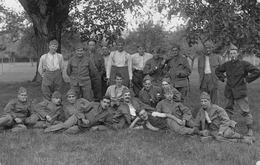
[200,73,219,105]
[92,73,102,101]
[225,96,253,125]
[44,114,78,133]
[210,127,243,143]
[166,118,195,135]
[71,84,93,101]
[102,74,108,96]
[175,86,188,99]
[0,115,27,132]
[24,114,60,128]
[110,66,129,87]
[42,70,63,100]
[132,70,144,97]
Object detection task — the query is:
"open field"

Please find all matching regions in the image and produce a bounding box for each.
[0,58,260,165]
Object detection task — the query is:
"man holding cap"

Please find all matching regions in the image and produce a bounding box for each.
[0,87,34,132]
[198,41,223,105]
[38,39,64,100]
[131,43,153,97]
[165,43,191,99]
[215,44,260,136]
[67,42,98,101]
[106,37,132,88]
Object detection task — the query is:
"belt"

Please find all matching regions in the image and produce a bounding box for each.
[134,69,143,74]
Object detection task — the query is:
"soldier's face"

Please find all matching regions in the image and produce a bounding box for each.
[152,51,160,59]
[229,50,239,61]
[162,81,170,89]
[164,92,174,101]
[123,92,131,103]
[143,80,152,90]
[200,99,211,109]
[205,46,212,55]
[52,97,61,105]
[139,109,148,121]
[49,44,58,53]
[67,95,76,104]
[88,41,96,51]
[102,46,110,55]
[171,48,179,57]
[101,99,110,109]
[138,47,145,56]
[76,48,84,57]
[115,76,123,85]
[117,43,124,52]
[18,92,28,102]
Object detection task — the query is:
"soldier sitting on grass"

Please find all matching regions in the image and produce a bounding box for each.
[195,92,255,144]
[0,87,34,132]
[24,91,63,128]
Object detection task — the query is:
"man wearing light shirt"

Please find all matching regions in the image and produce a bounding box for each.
[38,39,64,100]
[198,41,222,105]
[106,37,132,88]
[131,43,153,97]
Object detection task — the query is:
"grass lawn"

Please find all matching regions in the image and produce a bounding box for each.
[0,61,260,165]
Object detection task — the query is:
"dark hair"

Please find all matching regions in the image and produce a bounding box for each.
[87,38,97,44]
[114,73,124,79]
[101,95,111,101]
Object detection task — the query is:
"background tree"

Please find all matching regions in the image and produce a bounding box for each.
[156,0,260,60]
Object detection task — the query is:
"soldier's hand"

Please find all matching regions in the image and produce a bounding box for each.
[46,115,52,122]
[82,119,90,125]
[218,131,223,136]
[14,118,22,124]
[107,78,110,86]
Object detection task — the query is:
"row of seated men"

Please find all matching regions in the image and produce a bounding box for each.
[0,74,256,145]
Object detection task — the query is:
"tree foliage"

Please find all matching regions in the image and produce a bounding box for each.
[156,0,260,56]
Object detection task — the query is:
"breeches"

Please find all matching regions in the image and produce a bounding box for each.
[225,96,252,125]
[42,70,63,100]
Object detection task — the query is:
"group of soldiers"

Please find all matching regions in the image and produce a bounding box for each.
[0,38,259,145]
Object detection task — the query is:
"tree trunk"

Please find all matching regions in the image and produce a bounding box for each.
[18,0,72,81]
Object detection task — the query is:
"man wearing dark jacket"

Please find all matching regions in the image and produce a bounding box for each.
[215,44,260,136]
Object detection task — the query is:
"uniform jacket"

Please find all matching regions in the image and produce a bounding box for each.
[63,98,90,120]
[75,102,115,127]
[156,99,192,121]
[143,57,168,84]
[198,54,222,88]
[139,86,163,107]
[115,98,155,125]
[165,55,191,87]
[195,104,235,133]
[34,100,63,121]
[67,55,98,86]
[86,50,106,76]
[4,99,33,121]
[215,60,260,99]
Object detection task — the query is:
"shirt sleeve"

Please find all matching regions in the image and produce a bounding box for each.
[106,52,113,79]
[127,53,133,80]
[4,100,17,119]
[38,55,45,76]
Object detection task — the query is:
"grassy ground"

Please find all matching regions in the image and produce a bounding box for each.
[1,60,260,165]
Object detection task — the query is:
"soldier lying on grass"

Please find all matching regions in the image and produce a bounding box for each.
[24,91,63,128]
[44,95,119,133]
[195,92,255,144]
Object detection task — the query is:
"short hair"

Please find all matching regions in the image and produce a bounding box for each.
[101,95,111,101]
[114,73,124,79]
[87,38,97,44]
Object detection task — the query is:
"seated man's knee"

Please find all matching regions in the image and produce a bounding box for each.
[24,114,39,125]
